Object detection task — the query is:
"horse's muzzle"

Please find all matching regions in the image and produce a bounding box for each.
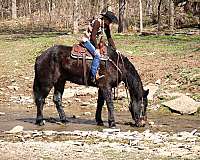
[135,115,147,127]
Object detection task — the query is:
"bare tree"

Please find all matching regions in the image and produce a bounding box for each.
[11,0,17,19]
[169,0,175,32]
[73,0,79,33]
[118,0,127,33]
[146,0,153,16]
[0,0,3,19]
[0,0,198,33]
[139,0,143,33]
[157,0,162,31]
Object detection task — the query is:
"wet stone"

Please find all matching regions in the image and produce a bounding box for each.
[7,125,24,134]
[162,95,200,114]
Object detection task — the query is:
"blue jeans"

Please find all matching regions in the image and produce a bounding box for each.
[83,40,100,78]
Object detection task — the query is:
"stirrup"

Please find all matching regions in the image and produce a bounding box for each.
[96,71,105,80]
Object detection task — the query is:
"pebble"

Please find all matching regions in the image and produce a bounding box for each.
[67,100,72,103]
[74,98,81,102]
[0,112,5,116]
[7,85,19,91]
[1,128,200,159]
[155,79,161,85]
[103,128,120,134]
[129,139,139,146]
[191,129,197,135]
[148,121,155,126]
[83,112,92,116]
[81,102,90,106]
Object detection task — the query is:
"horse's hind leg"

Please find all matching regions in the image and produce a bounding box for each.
[34,83,52,126]
[95,89,105,126]
[35,96,45,125]
[53,79,67,123]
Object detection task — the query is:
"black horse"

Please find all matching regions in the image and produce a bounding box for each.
[33,45,149,128]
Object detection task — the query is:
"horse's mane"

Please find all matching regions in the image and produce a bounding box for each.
[107,46,144,99]
[107,46,141,80]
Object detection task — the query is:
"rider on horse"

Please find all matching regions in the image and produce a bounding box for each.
[82,10,118,83]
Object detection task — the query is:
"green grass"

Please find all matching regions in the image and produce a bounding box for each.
[114,34,200,56]
[0,33,199,82]
[0,33,199,64]
[0,33,78,66]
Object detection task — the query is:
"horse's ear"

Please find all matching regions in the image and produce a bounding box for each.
[143,89,149,97]
[124,57,129,62]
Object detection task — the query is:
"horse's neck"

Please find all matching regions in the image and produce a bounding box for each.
[107,49,144,100]
[123,59,143,101]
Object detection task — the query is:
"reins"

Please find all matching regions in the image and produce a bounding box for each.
[111,51,130,104]
[118,51,130,104]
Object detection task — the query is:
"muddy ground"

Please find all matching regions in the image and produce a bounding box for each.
[0,33,199,159]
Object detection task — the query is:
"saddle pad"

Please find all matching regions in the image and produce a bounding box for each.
[71,44,109,61]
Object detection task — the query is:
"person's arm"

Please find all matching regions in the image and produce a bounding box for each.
[90,20,100,48]
[104,24,116,50]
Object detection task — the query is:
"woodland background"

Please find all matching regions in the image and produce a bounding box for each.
[0,0,199,34]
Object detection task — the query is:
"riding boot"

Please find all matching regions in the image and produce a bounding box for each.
[96,70,105,80]
[91,49,105,82]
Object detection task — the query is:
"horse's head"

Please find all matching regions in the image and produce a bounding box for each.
[129,89,149,127]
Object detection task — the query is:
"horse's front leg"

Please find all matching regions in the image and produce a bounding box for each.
[102,87,116,128]
[53,80,68,123]
[95,88,105,126]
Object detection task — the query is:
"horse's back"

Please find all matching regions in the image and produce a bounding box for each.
[36,45,68,61]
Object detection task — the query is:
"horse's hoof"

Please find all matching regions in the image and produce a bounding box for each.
[35,119,45,126]
[97,122,104,126]
[61,118,69,124]
[109,122,116,128]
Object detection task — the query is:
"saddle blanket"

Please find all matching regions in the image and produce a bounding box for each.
[71,43,109,61]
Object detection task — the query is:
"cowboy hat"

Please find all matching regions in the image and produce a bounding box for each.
[100,11,118,24]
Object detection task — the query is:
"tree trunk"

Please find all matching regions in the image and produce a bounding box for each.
[146,0,153,16]
[169,0,174,32]
[28,0,31,16]
[0,0,3,20]
[12,0,17,19]
[118,0,127,33]
[73,0,79,34]
[139,0,143,33]
[48,0,52,30]
[157,0,162,31]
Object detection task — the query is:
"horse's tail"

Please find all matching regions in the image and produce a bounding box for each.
[33,57,40,102]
